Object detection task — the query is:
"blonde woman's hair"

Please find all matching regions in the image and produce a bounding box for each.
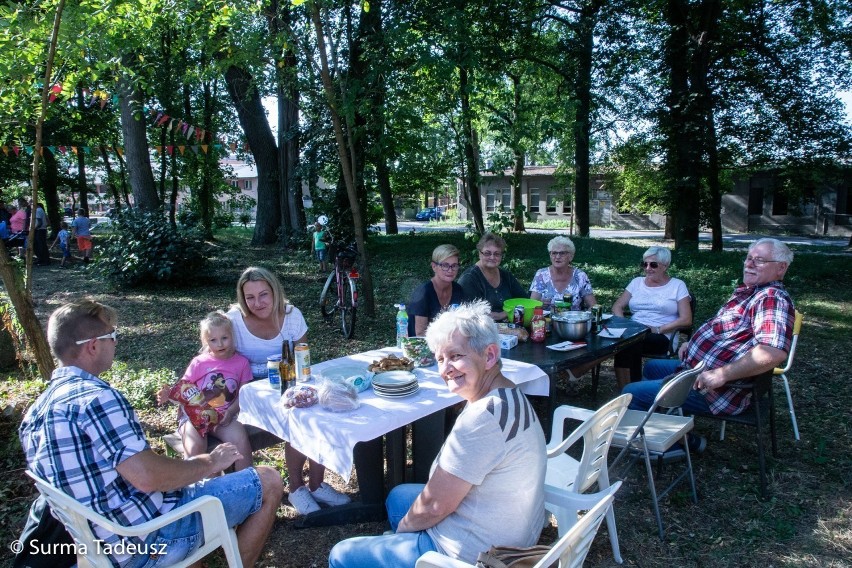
[234,266,291,322]
[199,311,235,353]
[432,244,460,264]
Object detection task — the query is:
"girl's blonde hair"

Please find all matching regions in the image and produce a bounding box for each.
[199,310,235,354]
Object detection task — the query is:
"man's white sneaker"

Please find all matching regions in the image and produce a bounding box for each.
[310,482,351,507]
[288,486,321,515]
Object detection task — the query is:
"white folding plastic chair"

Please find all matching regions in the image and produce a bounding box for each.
[26,470,243,568]
[543,393,632,564]
[415,482,622,568]
[609,361,705,538]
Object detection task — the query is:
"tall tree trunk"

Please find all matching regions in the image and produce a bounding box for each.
[223,65,281,244]
[572,1,600,237]
[512,149,525,231]
[697,0,722,252]
[197,81,215,238]
[119,71,160,211]
[311,2,375,317]
[41,147,62,232]
[664,0,701,251]
[510,75,526,232]
[99,146,122,212]
[74,85,90,214]
[460,67,483,233]
[115,148,132,207]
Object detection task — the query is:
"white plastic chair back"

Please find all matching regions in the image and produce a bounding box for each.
[415,482,621,568]
[26,471,243,568]
[545,394,631,563]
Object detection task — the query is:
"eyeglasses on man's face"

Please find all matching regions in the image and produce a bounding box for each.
[743,256,782,267]
[75,329,118,345]
[641,261,659,269]
[479,250,503,258]
[434,262,460,271]
[550,250,572,257]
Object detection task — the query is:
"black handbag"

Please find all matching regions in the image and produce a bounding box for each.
[475,544,553,568]
[12,495,76,568]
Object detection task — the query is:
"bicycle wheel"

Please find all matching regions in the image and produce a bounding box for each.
[340,276,357,339]
[319,272,338,318]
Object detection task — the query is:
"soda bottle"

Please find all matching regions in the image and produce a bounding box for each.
[280,339,296,392]
[530,307,546,342]
[395,303,409,348]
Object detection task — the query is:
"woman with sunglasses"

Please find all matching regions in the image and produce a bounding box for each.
[529,236,597,311]
[407,244,466,336]
[458,232,526,321]
[611,246,693,388]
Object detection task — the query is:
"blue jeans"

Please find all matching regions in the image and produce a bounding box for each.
[124,467,262,568]
[328,484,438,568]
[622,359,711,415]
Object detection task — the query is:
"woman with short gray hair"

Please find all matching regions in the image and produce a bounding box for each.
[611,246,692,388]
[529,236,597,310]
[328,301,546,568]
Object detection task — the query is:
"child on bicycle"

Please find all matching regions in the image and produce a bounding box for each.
[157,311,253,471]
[313,216,330,272]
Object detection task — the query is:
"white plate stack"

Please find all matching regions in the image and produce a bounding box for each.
[372,371,420,399]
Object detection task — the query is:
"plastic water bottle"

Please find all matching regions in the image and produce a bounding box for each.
[395,303,409,348]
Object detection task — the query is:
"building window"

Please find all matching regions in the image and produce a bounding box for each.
[230,180,239,188]
[748,186,763,215]
[486,189,495,212]
[772,189,788,216]
[502,188,511,209]
[244,180,253,191]
[563,192,572,214]
[529,188,540,213]
[546,189,558,213]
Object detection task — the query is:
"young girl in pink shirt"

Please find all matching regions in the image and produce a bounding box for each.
[158,311,253,470]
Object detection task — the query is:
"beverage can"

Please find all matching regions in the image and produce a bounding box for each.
[295,343,312,382]
[513,305,525,326]
[562,293,573,309]
[267,355,282,388]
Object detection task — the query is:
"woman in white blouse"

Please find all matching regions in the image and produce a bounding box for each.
[611,247,693,389]
[228,266,351,516]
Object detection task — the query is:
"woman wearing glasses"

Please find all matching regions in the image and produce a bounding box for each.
[529,236,597,311]
[611,246,693,388]
[458,233,526,321]
[407,244,466,336]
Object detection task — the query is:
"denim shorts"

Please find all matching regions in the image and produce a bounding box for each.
[124,467,262,568]
[316,248,327,261]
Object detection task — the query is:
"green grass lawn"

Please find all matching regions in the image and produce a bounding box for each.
[1,230,850,567]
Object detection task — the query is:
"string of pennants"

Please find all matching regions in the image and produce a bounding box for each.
[2,83,251,158]
[1,143,234,158]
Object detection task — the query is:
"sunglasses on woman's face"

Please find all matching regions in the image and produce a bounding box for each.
[640,261,659,269]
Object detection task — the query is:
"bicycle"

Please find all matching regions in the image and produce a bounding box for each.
[319,242,359,338]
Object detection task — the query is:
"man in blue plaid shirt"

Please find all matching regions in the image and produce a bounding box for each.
[19,299,283,567]
[623,238,795,449]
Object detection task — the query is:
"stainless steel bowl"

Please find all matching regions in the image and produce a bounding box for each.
[551,311,591,341]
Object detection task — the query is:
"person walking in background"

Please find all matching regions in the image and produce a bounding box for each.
[34,203,50,266]
[71,208,93,263]
[51,221,72,267]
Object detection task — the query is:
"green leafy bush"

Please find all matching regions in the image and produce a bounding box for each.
[96,210,210,287]
[102,361,176,410]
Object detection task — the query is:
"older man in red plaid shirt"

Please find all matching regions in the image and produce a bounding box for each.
[623,238,795,450]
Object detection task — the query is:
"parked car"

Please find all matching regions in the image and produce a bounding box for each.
[415,207,444,221]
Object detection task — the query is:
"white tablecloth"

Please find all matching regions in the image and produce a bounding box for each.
[239,347,549,481]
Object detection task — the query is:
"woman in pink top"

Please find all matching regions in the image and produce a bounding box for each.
[9,206,25,233]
